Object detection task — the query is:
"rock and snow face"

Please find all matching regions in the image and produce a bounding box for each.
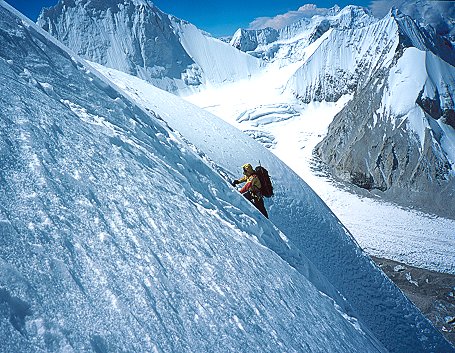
[307,11,455,218]
[37,0,262,94]
[227,6,455,218]
[1,1,454,352]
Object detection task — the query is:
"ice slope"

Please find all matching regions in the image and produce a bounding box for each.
[0,2,392,352]
[93,63,455,352]
[185,64,455,275]
[37,0,262,94]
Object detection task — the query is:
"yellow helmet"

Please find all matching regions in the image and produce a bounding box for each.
[242,163,253,174]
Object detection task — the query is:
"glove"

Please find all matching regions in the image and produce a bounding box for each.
[232,180,239,186]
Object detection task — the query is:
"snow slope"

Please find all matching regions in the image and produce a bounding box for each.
[93,63,454,352]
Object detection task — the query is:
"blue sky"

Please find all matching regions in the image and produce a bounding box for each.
[5,0,382,37]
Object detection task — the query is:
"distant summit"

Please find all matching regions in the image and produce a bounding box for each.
[230,6,375,55]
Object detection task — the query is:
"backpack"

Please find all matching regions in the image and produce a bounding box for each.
[255,165,273,197]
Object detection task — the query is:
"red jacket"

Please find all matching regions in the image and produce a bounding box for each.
[238,174,261,195]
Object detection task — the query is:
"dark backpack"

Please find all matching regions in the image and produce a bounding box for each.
[255,166,273,197]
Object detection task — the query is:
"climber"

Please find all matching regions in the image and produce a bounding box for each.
[232,163,268,218]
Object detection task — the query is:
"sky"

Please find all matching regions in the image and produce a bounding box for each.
[5,0,379,37]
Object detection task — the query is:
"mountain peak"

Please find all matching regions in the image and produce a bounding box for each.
[37,0,262,93]
[388,7,455,66]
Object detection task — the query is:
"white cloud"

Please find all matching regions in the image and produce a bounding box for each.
[248,4,332,30]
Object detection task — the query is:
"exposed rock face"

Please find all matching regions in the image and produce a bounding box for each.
[314,69,455,218]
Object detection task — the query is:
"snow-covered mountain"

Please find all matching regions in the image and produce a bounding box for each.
[230,5,376,60]
[1,1,454,352]
[37,0,262,94]
[286,10,455,218]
